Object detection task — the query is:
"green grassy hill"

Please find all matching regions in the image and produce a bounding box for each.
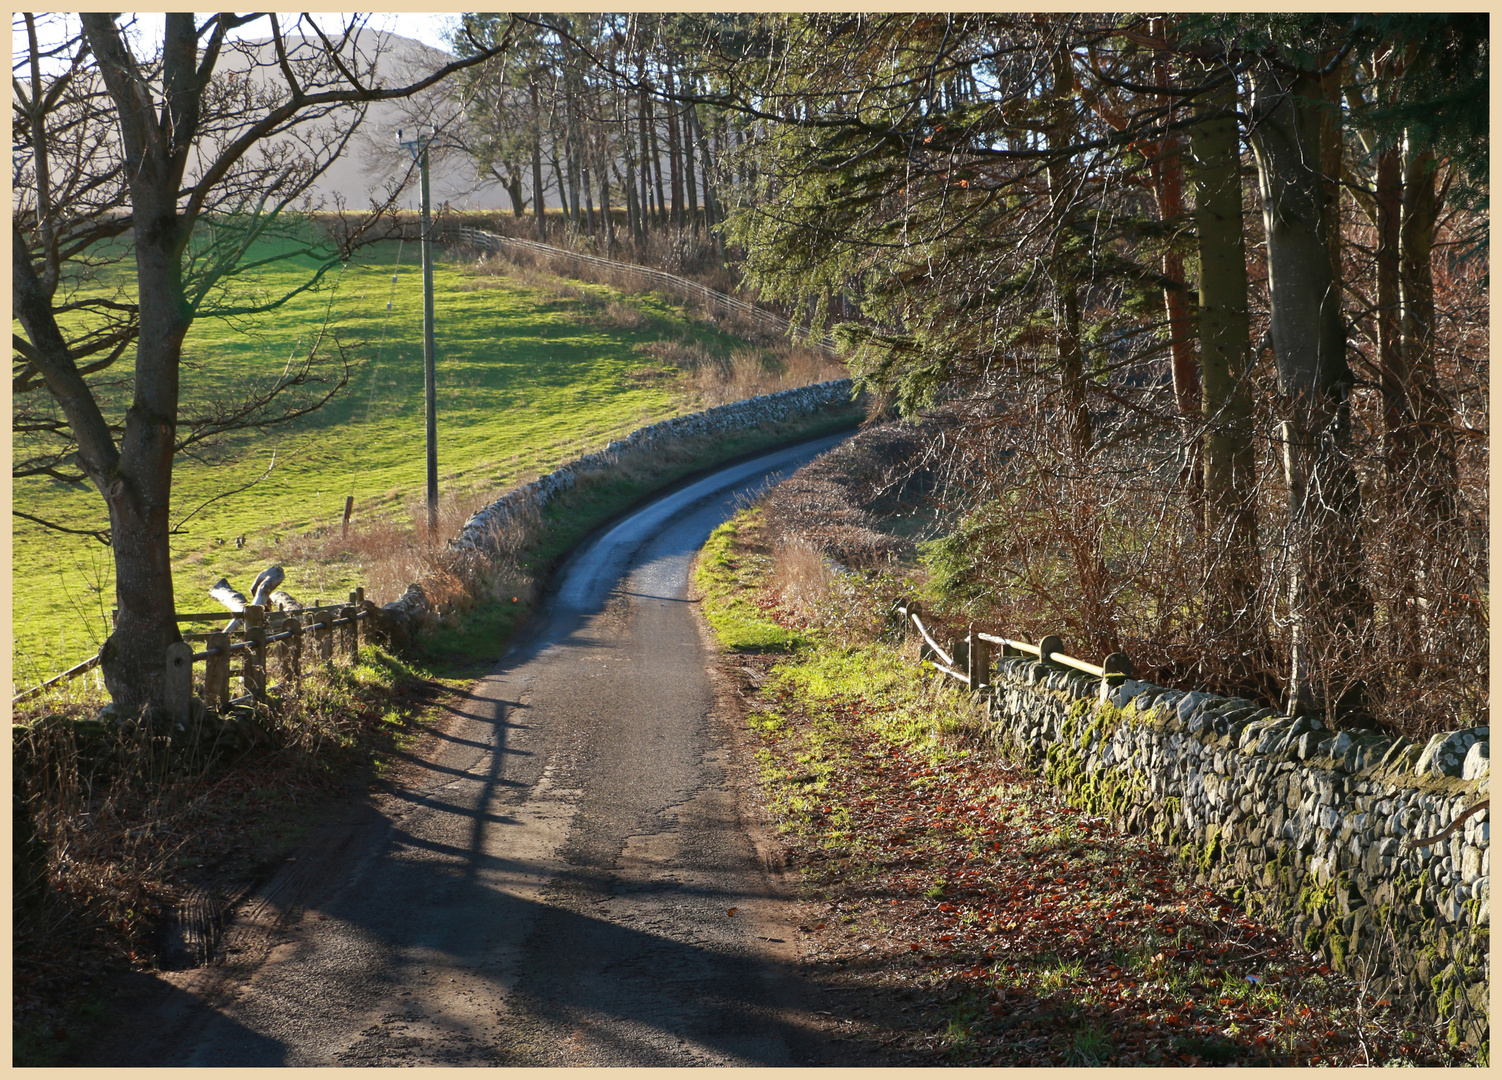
[12,235,797,687]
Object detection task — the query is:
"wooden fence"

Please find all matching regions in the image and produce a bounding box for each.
[892,598,1133,696]
[13,589,379,721]
[442,226,842,355]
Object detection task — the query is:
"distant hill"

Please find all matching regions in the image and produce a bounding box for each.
[239,30,513,212]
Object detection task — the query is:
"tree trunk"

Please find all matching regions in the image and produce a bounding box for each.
[530,83,547,240]
[1046,47,1091,459]
[1375,141,1404,492]
[552,150,572,222]
[623,153,642,244]
[1151,21,1202,499]
[600,165,614,253]
[648,97,669,228]
[75,14,198,720]
[582,164,596,233]
[1399,146,1454,516]
[666,63,684,227]
[1248,62,1370,717]
[637,88,654,228]
[1187,63,1258,636]
[683,96,700,235]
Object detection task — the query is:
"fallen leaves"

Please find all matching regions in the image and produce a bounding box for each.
[739,651,1466,1067]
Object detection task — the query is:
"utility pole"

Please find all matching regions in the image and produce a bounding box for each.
[399,127,438,535]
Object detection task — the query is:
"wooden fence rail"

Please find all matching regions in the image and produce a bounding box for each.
[13,588,377,713]
[892,599,1133,698]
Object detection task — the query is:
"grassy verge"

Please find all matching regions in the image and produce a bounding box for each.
[693,506,1472,1067]
[409,407,859,677]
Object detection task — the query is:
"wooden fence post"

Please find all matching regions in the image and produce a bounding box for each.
[949,637,968,677]
[242,605,266,701]
[314,608,334,665]
[966,627,990,691]
[285,618,303,684]
[204,633,231,706]
[164,642,193,727]
[341,605,358,659]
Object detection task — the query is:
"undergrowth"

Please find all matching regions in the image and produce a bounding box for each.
[11,644,451,1066]
[693,504,1473,1067]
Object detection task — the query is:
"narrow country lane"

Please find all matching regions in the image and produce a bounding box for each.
[79,432,862,1067]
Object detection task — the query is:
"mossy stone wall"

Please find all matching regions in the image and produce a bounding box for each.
[984,656,1489,1050]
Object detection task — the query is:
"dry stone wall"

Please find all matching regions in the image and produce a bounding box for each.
[983,656,1488,1049]
[381,380,855,634]
[447,379,855,555]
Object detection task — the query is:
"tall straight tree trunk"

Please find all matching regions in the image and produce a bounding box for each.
[530,83,547,240]
[694,102,717,231]
[1046,47,1091,459]
[637,88,654,228]
[649,101,669,228]
[622,153,642,244]
[683,96,700,234]
[582,164,595,232]
[599,164,614,252]
[1375,143,1407,494]
[1151,19,1201,494]
[1399,145,1454,514]
[552,149,572,222]
[1248,62,1370,717]
[565,123,582,226]
[1188,62,1258,635]
[665,63,684,227]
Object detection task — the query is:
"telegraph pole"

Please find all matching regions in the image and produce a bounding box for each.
[399,128,438,535]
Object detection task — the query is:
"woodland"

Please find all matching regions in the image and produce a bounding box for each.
[445,12,1488,736]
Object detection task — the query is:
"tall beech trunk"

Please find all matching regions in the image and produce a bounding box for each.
[1188,64,1258,635]
[623,153,642,244]
[1248,63,1370,716]
[1152,20,1201,431]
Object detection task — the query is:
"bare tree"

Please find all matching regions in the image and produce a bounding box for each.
[12,12,515,719]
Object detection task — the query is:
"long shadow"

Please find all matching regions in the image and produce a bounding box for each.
[83,431,863,1066]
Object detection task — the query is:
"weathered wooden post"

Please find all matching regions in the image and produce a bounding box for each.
[966,627,991,691]
[163,642,193,727]
[243,604,266,701]
[340,605,359,659]
[950,636,969,677]
[204,632,231,706]
[314,608,334,665]
[284,618,304,684]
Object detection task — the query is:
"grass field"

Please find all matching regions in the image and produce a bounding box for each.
[13,230,829,688]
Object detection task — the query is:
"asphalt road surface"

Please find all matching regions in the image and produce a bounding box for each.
[83,431,863,1067]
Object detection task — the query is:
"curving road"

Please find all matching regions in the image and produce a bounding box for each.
[83,431,860,1067]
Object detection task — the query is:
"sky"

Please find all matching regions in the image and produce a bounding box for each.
[14,12,464,68]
